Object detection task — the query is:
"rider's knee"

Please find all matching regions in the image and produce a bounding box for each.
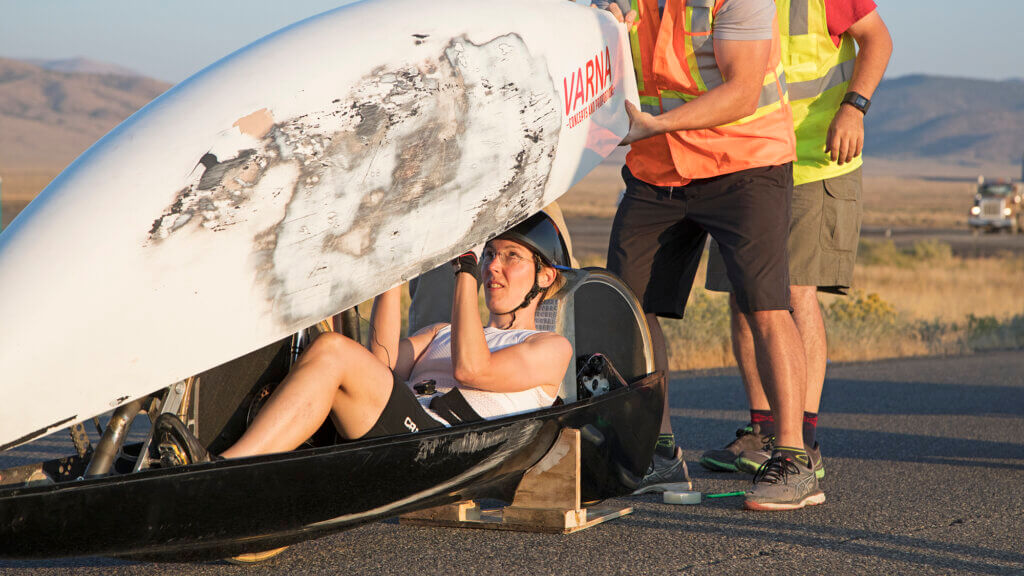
[304,332,353,363]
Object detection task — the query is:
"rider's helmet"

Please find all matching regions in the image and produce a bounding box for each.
[495,211,570,270]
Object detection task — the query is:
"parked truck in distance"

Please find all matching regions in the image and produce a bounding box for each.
[969,156,1024,235]
[969,177,1022,234]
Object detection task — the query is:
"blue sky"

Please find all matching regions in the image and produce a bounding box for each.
[1,0,1021,84]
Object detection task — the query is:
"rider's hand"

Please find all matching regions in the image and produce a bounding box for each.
[451,250,481,286]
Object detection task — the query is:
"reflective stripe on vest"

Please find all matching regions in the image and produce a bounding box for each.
[624,0,796,184]
[778,0,860,185]
[684,0,721,93]
[787,58,853,101]
[630,0,659,98]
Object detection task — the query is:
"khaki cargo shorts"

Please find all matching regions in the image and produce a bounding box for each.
[706,167,862,295]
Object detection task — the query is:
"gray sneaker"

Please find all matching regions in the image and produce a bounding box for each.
[633,446,693,494]
[737,441,825,479]
[699,423,772,472]
[744,451,825,511]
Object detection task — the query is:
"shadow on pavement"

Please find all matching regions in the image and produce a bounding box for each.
[627,508,1024,575]
[0,558,140,570]
[676,375,1024,418]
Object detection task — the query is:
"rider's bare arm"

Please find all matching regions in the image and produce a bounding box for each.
[368,286,403,368]
[455,331,571,397]
[368,285,443,380]
[393,323,445,382]
[450,272,570,397]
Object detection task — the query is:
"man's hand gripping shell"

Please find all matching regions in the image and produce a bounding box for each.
[592,1,653,145]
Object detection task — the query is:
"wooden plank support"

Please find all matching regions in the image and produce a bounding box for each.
[400,500,481,523]
[400,428,632,534]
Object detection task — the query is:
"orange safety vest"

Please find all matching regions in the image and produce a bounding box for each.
[626,0,796,186]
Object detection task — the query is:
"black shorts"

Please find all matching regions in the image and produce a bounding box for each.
[607,164,793,317]
[363,374,445,438]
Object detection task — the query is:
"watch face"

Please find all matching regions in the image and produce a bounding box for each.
[844,92,870,113]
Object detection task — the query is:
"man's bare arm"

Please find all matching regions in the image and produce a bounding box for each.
[620,38,772,144]
[826,9,893,164]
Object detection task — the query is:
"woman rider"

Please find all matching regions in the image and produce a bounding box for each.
[155,212,573,464]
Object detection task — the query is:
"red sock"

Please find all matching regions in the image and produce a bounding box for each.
[750,409,774,436]
[803,412,818,447]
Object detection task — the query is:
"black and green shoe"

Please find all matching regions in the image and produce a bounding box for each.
[699,423,773,472]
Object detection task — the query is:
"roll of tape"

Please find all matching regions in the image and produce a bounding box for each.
[663,490,701,505]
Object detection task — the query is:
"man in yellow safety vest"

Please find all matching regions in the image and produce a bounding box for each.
[700,0,892,496]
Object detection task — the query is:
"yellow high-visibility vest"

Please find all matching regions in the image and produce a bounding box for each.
[778,0,861,185]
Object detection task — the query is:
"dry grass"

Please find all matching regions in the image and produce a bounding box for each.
[658,242,1024,370]
[0,167,62,202]
[0,166,62,228]
[831,253,1024,323]
[861,176,974,229]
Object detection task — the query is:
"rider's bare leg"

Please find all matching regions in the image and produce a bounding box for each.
[220,332,394,458]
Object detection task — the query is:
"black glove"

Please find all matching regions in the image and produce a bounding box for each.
[452,251,481,286]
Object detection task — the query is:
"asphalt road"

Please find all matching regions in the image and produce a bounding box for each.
[2,350,1022,575]
[565,217,1024,259]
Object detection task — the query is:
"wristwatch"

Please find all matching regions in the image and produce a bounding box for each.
[841,91,871,115]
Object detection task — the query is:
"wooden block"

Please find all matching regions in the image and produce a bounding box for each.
[502,506,587,530]
[399,428,632,534]
[402,505,631,534]
[509,428,581,511]
[400,500,480,523]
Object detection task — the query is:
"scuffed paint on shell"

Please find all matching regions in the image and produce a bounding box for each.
[148,34,560,328]
[413,420,543,463]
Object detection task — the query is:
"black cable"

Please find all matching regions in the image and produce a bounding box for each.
[357,305,392,369]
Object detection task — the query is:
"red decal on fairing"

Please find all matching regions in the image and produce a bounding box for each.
[563,46,616,129]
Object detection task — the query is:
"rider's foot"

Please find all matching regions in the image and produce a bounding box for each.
[154,413,212,467]
[699,423,772,472]
[633,446,693,494]
[744,449,825,511]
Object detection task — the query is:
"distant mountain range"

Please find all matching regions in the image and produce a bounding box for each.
[1,57,1022,172]
[866,75,1024,167]
[20,57,145,78]
[0,58,169,169]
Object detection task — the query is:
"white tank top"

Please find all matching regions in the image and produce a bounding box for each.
[407,325,558,426]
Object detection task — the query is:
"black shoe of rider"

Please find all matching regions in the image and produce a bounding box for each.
[154,413,211,467]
